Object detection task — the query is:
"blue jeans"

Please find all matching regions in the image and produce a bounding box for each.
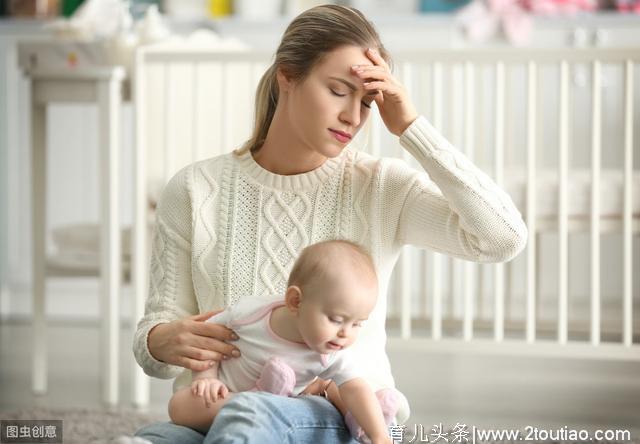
[135,392,359,444]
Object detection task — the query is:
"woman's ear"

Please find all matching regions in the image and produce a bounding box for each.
[284,286,302,314]
[276,68,293,94]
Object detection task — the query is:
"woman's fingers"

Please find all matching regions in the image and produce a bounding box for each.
[351,63,403,108]
[192,321,240,357]
[189,310,219,322]
[183,345,226,363]
[179,356,215,372]
[352,67,401,99]
[352,65,389,79]
[365,47,390,71]
[351,66,390,87]
[148,312,240,372]
[191,334,240,360]
[351,48,417,136]
[174,323,242,370]
[363,80,397,97]
[192,320,239,343]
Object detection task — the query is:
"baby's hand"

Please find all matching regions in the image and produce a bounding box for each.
[191,378,229,407]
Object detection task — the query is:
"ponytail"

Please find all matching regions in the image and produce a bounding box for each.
[234,64,279,156]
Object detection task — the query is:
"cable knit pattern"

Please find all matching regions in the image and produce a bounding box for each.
[259,191,311,297]
[351,153,376,248]
[398,116,528,261]
[133,115,528,417]
[193,163,219,303]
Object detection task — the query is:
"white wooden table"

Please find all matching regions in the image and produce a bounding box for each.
[24,66,125,406]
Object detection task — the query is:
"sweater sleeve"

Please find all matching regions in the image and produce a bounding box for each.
[390,115,528,263]
[132,165,200,379]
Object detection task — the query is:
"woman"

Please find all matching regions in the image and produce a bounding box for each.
[134,5,528,444]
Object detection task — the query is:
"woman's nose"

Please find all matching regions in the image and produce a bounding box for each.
[339,102,360,128]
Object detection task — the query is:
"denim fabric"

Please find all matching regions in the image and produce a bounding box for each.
[135,392,358,444]
[134,421,205,444]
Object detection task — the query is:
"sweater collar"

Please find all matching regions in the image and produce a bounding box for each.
[235,148,348,191]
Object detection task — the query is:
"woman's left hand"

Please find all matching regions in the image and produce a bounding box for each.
[352,48,418,137]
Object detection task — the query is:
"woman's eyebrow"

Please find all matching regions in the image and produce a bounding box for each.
[329,76,379,96]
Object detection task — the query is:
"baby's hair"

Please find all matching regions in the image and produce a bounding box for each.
[287,240,377,290]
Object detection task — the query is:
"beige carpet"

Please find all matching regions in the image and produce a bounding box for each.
[0,407,165,444]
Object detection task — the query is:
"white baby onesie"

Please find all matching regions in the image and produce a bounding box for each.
[194,296,362,395]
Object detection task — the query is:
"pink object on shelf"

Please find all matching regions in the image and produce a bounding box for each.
[523,0,598,14]
[456,0,533,45]
[614,0,640,12]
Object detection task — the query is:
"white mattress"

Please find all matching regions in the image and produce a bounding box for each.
[504,168,640,219]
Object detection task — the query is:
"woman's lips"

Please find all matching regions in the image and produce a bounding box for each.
[329,129,352,143]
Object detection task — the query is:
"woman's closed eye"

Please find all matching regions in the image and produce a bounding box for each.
[330,89,372,109]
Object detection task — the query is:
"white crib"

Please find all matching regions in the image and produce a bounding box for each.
[131,46,640,422]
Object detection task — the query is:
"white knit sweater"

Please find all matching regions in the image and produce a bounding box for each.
[133,115,528,413]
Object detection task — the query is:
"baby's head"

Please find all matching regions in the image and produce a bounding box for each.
[284,240,378,354]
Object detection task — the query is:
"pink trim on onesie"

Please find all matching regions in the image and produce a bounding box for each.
[229,300,331,365]
[228,300,284,328]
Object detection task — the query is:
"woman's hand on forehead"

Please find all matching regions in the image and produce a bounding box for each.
[350,48,418,136]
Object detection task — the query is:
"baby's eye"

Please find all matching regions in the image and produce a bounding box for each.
[353,321,363,327]
[329,316,342,324]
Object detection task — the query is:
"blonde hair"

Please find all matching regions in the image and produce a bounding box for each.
[287,240,377,291]
[234,5,391,157]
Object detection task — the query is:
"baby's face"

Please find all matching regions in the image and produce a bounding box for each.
[296,274,378,354]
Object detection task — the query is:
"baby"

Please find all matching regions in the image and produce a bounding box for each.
[168,240,401,443]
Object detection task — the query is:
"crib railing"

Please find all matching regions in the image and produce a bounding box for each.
[131,46,640,405]
[378,49,639,360]
[374,50,640,359]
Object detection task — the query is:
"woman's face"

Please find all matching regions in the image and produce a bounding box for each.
[278,45,380,159]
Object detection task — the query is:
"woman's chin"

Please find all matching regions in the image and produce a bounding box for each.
[320,144,346,159]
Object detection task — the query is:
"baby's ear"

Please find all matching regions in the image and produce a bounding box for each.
[284,286,302,313]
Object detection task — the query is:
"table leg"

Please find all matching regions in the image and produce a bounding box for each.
[31,98,47,395]
[132,70,150,407]
[98,74,121,406]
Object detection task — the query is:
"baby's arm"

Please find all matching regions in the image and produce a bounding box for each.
[168,362,232,433]
[339,378,392,444]
[191,362,229,407]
